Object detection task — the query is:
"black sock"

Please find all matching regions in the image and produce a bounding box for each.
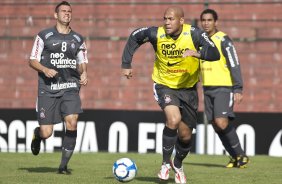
[174,138,192,168]
[217,126,235,157]
[217,124,245,157]
[59,130,77,169]
[162,126,177,164]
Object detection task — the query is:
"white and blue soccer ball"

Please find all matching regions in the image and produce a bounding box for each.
[113,158,137,182]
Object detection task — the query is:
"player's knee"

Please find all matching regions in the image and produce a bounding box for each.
[177,125,193,141]
[65,121,77,130]
[40,129,53,139]
[178,131,192,143]
[213,118,228,131]
[178,134,192,143]
[39,126,53,139]
[64,115,78,130]
[166,116,181,128]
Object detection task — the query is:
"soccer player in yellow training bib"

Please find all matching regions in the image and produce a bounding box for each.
[121,6,220,183]
[199,9,249,168]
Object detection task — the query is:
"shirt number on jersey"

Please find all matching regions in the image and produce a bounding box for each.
[62,42,67,52]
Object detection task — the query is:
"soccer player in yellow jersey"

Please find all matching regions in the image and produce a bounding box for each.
[121,6,219,183]
[200,9,249,168]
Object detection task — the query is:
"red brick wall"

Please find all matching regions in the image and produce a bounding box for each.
[0,1,281,112]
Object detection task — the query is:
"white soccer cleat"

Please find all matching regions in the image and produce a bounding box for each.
[158,163,171,180]
[171,161,187,184]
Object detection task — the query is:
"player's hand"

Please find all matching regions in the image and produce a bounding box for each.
[80,71,88,86]
[234,93,243,104]
[183,50,201,58]
[122,69,133,79]
[43,68,58,78]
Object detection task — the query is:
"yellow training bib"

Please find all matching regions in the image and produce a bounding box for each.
[152,24,199,89]
[200,31,233,86]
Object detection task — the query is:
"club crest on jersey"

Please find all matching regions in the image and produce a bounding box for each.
[164,94,172,104]
[40,108,46,119]
[71,43,76,49]
[70,39,77,49]
[160,34,166,38]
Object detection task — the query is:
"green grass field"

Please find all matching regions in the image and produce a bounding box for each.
[0,152,281,184]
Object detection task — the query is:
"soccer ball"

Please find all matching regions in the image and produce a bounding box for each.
[113,158,137,182]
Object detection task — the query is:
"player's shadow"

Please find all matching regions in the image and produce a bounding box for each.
[186,162,224,168]
[136,177,175,183]
[104,176,174,183]
[18,167,65,173]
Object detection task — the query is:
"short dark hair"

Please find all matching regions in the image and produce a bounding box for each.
[200,9,218,21]
[55,1,71,13]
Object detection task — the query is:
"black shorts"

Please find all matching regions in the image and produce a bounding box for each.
[204,87,235,121]
[153,83,198,128]
[36,91,83,125]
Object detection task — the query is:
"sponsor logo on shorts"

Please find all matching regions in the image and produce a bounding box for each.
[164,94,171,104]
[40,108,45,119]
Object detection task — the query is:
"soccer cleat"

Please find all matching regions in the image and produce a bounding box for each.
[171,160,187,184]
[57,166,71,175]
[31,127,41,156]
[158,163,171,181]
[237,155,250,168]
[225,157,237,168]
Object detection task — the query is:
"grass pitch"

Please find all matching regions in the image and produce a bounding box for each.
[0,152,281,184]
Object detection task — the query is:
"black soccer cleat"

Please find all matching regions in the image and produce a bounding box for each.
[237,155,250,168]
[225,155,250,168]
[57,166,71,175]
[225,157,237,168]
[31,127,41,156]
